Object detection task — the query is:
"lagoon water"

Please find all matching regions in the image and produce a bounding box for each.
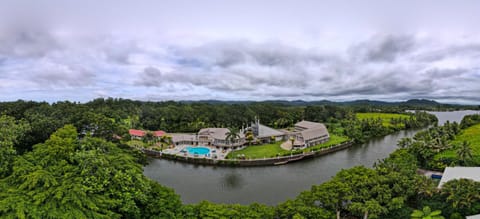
[144,111,480,205]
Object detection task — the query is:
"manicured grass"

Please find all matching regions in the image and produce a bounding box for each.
[304,134,350,151]
[226,142,286,159]
[435,123,480,162]
[356,113,410,127]
[226,134,350,159]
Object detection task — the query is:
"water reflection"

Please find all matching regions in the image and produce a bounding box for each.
[220,172,245,190]
[144,111,480,205]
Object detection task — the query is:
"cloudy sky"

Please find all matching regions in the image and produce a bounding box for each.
[1,0,480,104]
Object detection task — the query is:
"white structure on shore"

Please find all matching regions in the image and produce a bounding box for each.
[438,167,480,188]
[291,121,330,148]
[165,119,330,150]
[250,118,287,143]
[198,128,246,147]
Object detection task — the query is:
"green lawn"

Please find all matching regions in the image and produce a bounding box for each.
[305,134,350,152]
[226,142,286,159]
[356,113,410,127]
[434,123,480,163]
[226,134,350,159]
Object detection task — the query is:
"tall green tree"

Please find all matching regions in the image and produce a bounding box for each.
[310,179,352,219]
[0,125,181,218]
[0,115,30,178]
[441,179,480,212]
[456,141,473,166]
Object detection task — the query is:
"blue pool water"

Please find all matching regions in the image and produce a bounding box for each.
[186,147,210,155]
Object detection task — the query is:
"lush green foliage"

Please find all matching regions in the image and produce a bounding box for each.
[1,99,474,219]
[0,125,182,218]
[460,114,480,129]
[399,120,461,169]
[410,206,444,219]
[356,112,410,127]
[345,111,436,144]
[180,201,275,218]
[435,123,480,166]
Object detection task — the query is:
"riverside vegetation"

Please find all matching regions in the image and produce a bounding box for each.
[1,99,478,218]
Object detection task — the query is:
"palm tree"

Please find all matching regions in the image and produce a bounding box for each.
[226,128,240,159]
[456,141,472,166]
[411,206,444,219]
[225,128,240,146]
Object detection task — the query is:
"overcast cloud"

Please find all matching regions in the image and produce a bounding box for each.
[0,0,480,104]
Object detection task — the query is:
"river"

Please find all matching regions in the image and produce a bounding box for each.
[143,111,480,205]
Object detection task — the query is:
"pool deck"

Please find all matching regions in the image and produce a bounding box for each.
[162,145,230,160]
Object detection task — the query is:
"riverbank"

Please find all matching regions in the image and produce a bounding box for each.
[143,140,354,167]
[143,110,480,205]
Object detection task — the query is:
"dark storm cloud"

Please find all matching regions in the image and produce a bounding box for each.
[136,41,324,91]
[351,35,415,62]
[0,25,60,58]
[131,35,480,103]
[1,0,480,103]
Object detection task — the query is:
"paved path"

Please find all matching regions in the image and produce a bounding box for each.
[280,141,292,150]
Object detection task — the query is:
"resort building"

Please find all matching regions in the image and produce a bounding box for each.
[129,129,146,140]
[438,167,480,188]
[129,129,166,140]
[171,133,197,146]
[250,119,286,143]
[198,128,246,148]
[291,121,330,148]
[134,119,330,150]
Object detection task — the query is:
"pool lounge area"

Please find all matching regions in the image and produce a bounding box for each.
[186,146,210,156]
[166,145,227,159]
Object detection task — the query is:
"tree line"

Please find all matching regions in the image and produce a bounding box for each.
[0,99,438,154]
[2,117,478,218]
[1,98,465,218]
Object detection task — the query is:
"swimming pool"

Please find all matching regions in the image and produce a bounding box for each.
[186,147,210,155]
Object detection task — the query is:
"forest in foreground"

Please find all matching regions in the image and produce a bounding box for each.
[0,99,479,218]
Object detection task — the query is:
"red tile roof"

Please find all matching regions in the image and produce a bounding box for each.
[153,130,166,137]
[129,129,146,137]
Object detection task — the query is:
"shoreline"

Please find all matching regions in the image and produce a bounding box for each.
[142,140,354,167]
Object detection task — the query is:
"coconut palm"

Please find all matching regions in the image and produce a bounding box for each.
[411,206,445,219]
[225,128,240,146]
[456,141,472,166]
[225,128,241,159]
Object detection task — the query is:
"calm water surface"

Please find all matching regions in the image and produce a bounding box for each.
[143,111,480,205]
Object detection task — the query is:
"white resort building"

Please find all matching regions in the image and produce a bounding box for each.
[290,121,330,148]
[198,128,246,148]
[135,119,330,150]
